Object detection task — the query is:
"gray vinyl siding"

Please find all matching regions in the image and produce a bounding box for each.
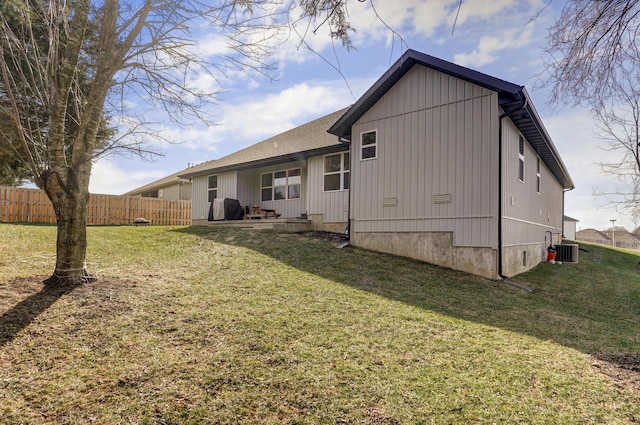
[191,175,209,220]
[236,169,258,208]
[350,65,499,248]
[217,171,238,199]
[160,184,179,200]
[191,171,238,220]
[501,119,564,246]
[307,155,349,223]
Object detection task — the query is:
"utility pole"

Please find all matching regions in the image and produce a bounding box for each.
[610,219,617,247]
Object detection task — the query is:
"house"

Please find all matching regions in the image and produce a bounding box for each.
[326,49,574,278]
[123,167,194,200]
[575,228,611,245]
[182,49,574,279]
[563,215,579,240]
[576,228,640,249]
[610,229,640,249]
[179,107,351,233]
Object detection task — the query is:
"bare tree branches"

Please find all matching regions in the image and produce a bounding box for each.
[543,0,640,220]
[543,0,640,107]
[0,0,358,285]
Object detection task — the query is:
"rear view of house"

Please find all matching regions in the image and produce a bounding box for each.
[179,108,351,233]
[179,49,573,280]
[329,50,574,279]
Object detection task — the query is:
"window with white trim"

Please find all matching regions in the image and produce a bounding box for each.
[518,135,525,182]
[323,152,350,191]
[207,175,218,202]
[536,157,541,193]
[361,130,377,160]
[261,168,301,201]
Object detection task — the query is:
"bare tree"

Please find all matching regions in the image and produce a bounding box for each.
[0,0,354,286]
[543,0,640,106]
[588,66,640,216]
[543,0,640,218]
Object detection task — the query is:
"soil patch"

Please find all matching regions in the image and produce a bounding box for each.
[593,353,640,393]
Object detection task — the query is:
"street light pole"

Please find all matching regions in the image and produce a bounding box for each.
[610,219,617,247]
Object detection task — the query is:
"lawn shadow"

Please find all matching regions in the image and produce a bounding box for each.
[175,226,640,359]
[0,279,74,347]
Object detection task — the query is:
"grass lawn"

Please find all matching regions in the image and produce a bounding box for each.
[1,223,639,424]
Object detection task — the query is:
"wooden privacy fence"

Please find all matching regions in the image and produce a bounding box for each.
[0,186,191,226]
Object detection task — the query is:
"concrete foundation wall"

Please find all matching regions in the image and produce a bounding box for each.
[307,214,348,234]
[502,243,546,277]
[351,231,499,279]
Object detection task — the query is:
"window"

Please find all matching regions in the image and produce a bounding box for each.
[323,152,350,191]
[536,157,541,194]
[208,175,218,202]
[261,168,301,201]
[141,190,159,198]
[361,130,377,160]
[518,135,525,182]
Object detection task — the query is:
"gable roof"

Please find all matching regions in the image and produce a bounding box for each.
[328,49,574,190]
[180,108,350,179]
[576,228,611,242]
[122,167,192,197]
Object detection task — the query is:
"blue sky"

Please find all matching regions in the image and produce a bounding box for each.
[89,0,635,231]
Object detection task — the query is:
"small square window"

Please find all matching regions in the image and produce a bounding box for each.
[361,130,377,160]
[324,174,340,191]
[323,152,350,191]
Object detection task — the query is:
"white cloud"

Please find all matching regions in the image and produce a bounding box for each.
[220,82,352,141]
[90,158,167,195]
[446,0,517,27]
[453,22,535,67]
[163,77,373,157]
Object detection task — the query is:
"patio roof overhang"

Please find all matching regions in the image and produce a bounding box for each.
[178,143,349,179]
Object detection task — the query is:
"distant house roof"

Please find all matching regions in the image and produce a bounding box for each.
[563,215,579,222]
[123,168,192,197]
[180,108,350,179]
[328,49,574,190]
[576,228,611,242]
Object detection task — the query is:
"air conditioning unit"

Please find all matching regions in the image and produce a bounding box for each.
[554,244,579,263]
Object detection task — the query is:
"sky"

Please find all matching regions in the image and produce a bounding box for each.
[86,0,637,232]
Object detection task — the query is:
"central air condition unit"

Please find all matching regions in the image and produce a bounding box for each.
[554,244,579,263]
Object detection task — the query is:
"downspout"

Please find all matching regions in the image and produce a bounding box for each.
[339,136,352,238]
[562,188,571,240]
[498,91,531,291]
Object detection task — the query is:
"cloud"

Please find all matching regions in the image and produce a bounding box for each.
[453,22,536,67]
[90,158,167,195]
[161,77,374,156]
[219,82,352,140]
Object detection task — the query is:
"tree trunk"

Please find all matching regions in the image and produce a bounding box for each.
[41,169,95,286]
